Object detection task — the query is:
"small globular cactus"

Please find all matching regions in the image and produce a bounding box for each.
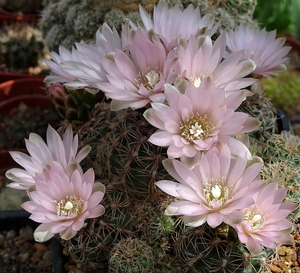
[63,187,135,270]
[260,131,300,167]
[97,106,171,200]
[258,132,300,206]
[109,238,154,273]
[174,222,269,273]
[237,85,277,147]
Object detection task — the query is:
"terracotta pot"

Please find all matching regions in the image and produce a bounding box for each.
[285,37,300,53]
[278,35,300,53]
[0,72,44,85]
[0,77,46,101]
[0,94,50,111]
[0,8,40,24]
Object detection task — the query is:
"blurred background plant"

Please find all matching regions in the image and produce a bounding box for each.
[0,22,47,74]
[261,70,300,120]
[253,0,300,38]
[0,101,59,149]
[0,0,43,14]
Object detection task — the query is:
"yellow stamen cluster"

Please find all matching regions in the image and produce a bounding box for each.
[180,113,214,142]
[56,195,84,217]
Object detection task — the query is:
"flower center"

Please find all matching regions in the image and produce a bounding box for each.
[243,49,262,65]
[189,76,202,87]
[137,70,160,92]
[180,113,214,142]
[56,195,84,217]
[243,205,267,230]
[203,177,230,207]
[145,70,160,88]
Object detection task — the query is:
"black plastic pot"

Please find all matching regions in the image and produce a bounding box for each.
[275,107,292,133]
[0,209,65,273]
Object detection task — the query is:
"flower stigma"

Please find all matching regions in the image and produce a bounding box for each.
[145,70,160,88]
[203,177,230,207]
[190,76,202,87]
[243,205,267,230]
[180,113,214,142]
[57,195,84,217]
[137,69,160,92]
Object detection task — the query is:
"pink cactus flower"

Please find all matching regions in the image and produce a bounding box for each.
[21,166,105,242]
[61,23,124,92]
[173,34,257,94]
[225,24,291,77]
[44,23,123,92]
[155,143,264,228]
[138,0,218,50]
[233,182,297,255]
[96,27,178,110]
[44,45,78,85]
[143,80,260,165]
[6,125,91,190]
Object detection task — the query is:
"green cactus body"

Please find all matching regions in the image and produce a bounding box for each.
[223,0,257,17]
[70,101,171,200]
[102,107,170,200]
[237,89,277,147]
[63,187,135,270]
[175,223,267,273]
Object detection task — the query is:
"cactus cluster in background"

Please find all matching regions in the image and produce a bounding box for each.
[39,0,259,52]
[0,187,28,211]
[39,0,101,51]
[183,0,258,31]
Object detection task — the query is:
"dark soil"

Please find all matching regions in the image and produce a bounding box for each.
[0,225,53,273]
